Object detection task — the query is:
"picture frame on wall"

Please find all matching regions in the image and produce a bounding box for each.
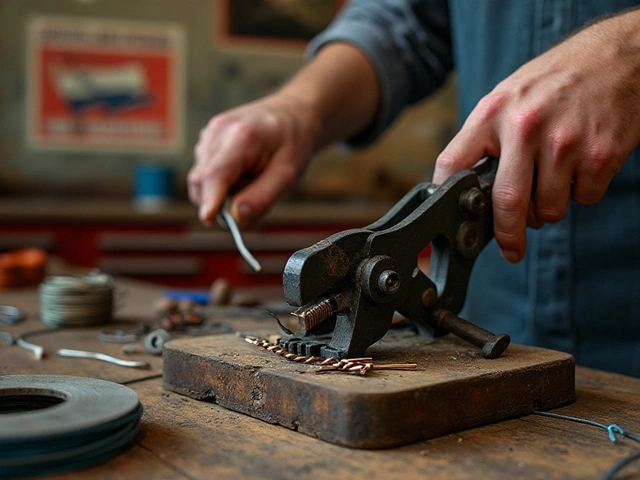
[26,15,185,154]
[216,0,345,51]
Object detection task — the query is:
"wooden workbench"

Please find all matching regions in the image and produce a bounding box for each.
[1,270,640,479]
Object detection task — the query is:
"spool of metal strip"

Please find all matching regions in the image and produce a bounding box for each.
[0,375,143,478]
[39,271,114,327]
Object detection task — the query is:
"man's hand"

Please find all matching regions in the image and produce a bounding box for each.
[188,94,316,228]
[433,9,640,263]
[188,43,380,228]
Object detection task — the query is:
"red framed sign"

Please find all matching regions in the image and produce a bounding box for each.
[26,16,185,153]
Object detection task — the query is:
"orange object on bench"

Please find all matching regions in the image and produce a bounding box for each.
[0,248,48,289]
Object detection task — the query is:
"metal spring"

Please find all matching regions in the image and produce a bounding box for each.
[293,297,336,331]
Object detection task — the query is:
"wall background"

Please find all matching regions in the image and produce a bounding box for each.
[0,0,457,202]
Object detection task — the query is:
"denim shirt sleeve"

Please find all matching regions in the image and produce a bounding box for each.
[306,0,453,147]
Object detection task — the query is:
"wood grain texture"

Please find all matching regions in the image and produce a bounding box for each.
[43,369,635,480]
[163,331,575,448]
[2,271,640,479]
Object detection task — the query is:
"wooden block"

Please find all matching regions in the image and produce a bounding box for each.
[163,331,575,449]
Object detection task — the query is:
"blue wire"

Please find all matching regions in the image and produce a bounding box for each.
[533,411,640,479]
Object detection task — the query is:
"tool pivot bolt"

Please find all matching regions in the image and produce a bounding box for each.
[378,270,400,295]
[460,188,486,214]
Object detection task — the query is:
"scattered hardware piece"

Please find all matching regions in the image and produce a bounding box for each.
[0,331,15,345]
[209,278,231,306]
[160,312,204,332]
[0,305,25,325]
[143,329,172,355]
[99,331,139,344]
[315,360,418,375]
[39,271,114,327]
[177,299,197,313]
[152,297,179,316]
[0,374,142,478]
[0,247,47,289]
[219,197,262,272]
[244,336,417,376]
[122,344,145,354]
[16,337,44,360]
[57,348,149,368]
[99,324,150,344]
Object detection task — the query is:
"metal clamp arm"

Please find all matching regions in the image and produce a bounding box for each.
[281,157,509,360]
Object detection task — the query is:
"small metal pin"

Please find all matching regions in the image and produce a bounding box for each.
[304,356,323,364]
[0,331,15,345]
[17,337,44,360]
[57,348,150,369]
[219,198,262,273]
[372,363,417,370]
[315,365,340,374]
[244,336,417,376]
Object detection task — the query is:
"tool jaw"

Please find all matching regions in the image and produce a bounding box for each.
[281,158,507,360]
[282,229,370,307]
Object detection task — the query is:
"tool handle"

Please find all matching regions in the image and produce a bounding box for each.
[433,308,510,359]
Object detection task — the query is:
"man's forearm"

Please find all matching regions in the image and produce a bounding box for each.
[276,43,381,151]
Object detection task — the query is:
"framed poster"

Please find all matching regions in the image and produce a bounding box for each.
[217,0,345,51]
[26,16,185,153]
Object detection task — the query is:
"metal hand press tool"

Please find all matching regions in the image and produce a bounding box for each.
[279,157,510,360]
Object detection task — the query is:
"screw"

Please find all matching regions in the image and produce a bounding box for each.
[460,188,486,214]
[378,270,400,295]
[456,221,483,259]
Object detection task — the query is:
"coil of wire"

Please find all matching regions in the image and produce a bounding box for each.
[39,271,114,327]
[0,375,142,478]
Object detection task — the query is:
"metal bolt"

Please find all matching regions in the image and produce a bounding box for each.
[460,188,486,214]
[421,288,437,308]
[377,270,400,295]
[456,221,483,259]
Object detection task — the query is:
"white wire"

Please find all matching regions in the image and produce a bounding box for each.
[219,200,262,273]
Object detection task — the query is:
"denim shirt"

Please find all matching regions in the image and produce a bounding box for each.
[309,0,640,376]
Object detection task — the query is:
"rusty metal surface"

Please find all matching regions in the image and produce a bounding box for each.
[281,158,506,360]
[163,331,575,449]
